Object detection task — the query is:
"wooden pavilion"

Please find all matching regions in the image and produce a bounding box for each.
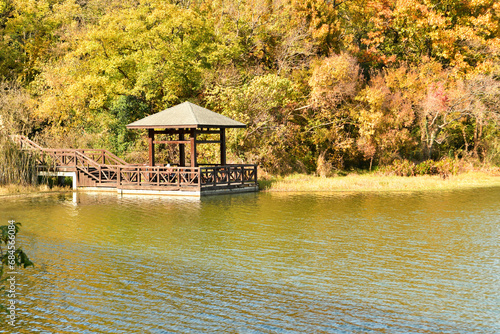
[126,101,245,168]
[123,101,258,195]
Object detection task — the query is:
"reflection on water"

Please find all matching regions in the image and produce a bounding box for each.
[0,188,499,333]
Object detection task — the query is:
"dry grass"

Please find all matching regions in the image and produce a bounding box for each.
[0,184,72,197]
[259,171,500,192]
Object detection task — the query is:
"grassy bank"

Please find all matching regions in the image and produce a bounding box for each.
[0,184,72,197]
[259,171,500,192]
[2,172,499,196]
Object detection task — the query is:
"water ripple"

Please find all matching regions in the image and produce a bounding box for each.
[0,188,499,333]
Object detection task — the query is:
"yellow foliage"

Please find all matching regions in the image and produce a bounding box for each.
[309,53,362,108]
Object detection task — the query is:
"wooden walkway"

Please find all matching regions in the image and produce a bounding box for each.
[13,136,258,196]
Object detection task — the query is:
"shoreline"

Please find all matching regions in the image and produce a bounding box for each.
[1,171,499,197]
[0,185,73,198]
[259,171,500,193]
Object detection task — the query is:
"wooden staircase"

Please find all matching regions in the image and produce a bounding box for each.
[78,171,97,187]
[12,135,126,188]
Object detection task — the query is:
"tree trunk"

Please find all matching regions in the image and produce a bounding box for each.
[473,119,479,159]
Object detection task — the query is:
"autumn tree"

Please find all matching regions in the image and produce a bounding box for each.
[307,52,362,174]
[447,75,500,161]
[354,72,415,169]
[0,0,499,172]
[206,73,304,174]
[344,0,500,74]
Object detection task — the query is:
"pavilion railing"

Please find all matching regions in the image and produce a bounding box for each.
[199,165,257,189]
[116,165,200,190]
[116,164,257,190]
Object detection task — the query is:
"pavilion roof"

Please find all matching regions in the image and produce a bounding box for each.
[126,102,246,129]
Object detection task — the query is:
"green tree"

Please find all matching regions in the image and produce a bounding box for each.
[34,1,218,149]
[0,221,33,312]
[0,0,79,82]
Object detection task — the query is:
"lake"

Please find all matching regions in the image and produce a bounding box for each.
[0,188,499,333]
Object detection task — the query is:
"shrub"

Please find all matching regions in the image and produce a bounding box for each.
[434,157,461,178]
[415,160,438,175]
[388,159,415,176]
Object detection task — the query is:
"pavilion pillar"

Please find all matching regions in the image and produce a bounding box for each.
[148,129,155,166]
[220,128,226,166]
[190,130,197,167]
[179,131,186,167]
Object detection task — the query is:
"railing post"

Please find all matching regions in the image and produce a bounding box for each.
[177,168,181,188]
[117,167,121,186]
[197,168,201,191]
[98,165,101,184]
[213,167,217,188]
[137,167,140,186]
[241,165,244,185]
[228,166,231,188]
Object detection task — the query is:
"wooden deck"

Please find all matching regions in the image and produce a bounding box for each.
[14,136,258,196]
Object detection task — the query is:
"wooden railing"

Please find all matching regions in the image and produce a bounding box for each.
[13,135,44,150]
[116,165,200,190]
[75,149,127,166]
[37,149,116,185]
[12,135,127,167]
[12,135,258,191]
[11,135,124,185]
[115,164,257,190]
[200,165,257,189]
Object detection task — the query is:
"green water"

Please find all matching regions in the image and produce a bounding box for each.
[0,188,499,333]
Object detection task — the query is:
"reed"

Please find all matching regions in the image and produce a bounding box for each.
[0,134,38,186]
